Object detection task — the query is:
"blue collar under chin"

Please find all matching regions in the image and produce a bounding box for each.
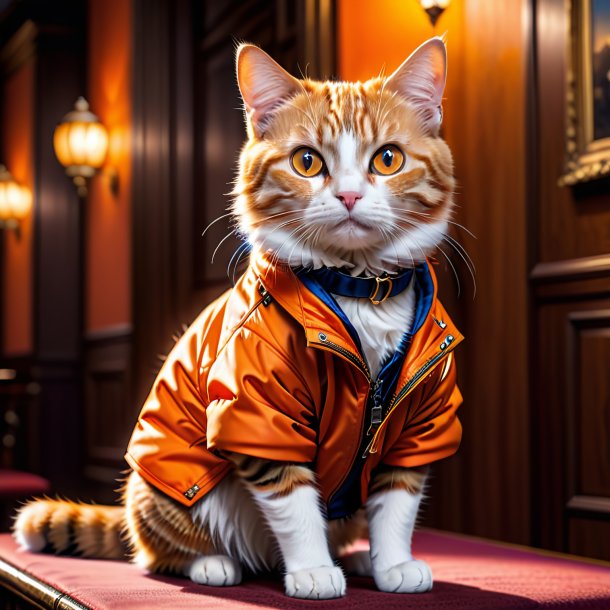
[308,266,414,304]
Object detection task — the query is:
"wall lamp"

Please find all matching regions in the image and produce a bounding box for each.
[418,0,450,26]
[53,97,114,198]
[0,165,32,239]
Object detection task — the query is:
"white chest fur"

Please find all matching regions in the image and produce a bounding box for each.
[335,282,416,378]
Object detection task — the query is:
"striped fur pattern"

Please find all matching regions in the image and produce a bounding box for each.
[13,498,125,559]
[230,453,316,496]
[13,39,449,599]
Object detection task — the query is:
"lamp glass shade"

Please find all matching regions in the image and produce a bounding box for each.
[10,185,33,219]
[53,97,109,177]
[54,120,108,170]
[0,167,32,221]
[0,183,11,219]
[419,0,450,8]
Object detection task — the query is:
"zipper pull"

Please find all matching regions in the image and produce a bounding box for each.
[258,283,273,306]
[362,432,381,458]
[370,380,383,426]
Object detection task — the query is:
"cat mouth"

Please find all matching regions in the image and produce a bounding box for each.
[334,217,373,231]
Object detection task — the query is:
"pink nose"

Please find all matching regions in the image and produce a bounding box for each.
[336,191,363,211]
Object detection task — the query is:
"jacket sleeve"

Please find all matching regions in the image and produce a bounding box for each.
[381,352,463,468]
[205,328,318,462]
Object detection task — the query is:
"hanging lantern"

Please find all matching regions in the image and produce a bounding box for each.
[0,165,32,236]
[53,97,109,197]
[418,0,450,27]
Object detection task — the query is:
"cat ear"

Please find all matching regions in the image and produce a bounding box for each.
[236,44,301,138]
[385,37,447,134]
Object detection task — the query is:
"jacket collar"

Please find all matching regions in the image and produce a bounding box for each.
[250,248,461,375]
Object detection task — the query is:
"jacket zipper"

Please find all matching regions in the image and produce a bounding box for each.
[310,334,371,382]
[362,335,459,457]
[310,331,459,504]
[310,334,373,505]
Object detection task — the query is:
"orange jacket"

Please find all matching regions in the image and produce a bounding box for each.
[125,250,463,517]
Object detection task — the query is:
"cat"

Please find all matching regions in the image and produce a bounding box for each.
[14,37,463,600]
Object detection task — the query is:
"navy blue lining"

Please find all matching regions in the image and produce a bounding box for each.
[297,263,436,519]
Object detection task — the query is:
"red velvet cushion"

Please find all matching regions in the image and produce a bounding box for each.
[1,530,609,609]
[0,469,50,498]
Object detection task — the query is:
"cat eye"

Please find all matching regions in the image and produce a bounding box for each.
[370,145,405,176]
[290,147,325,178]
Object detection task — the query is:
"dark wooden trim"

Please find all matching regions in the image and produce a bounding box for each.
[526,0,541,550]
[0,557,89,610]
[567,496,610,517]
[84,325,132,489]
[565,309,610,547]
[85,324,133,344]
[567,309,610,325]
[302,0,336,79]
[0,20,36,77]
[530,254,610,283]
[131,0,177,407]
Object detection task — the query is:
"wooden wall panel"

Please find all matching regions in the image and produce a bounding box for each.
[1,4,87,488]
[532,0,610,560]
[84,326,132,487]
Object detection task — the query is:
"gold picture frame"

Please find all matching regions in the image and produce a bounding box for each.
[559,0,610,186]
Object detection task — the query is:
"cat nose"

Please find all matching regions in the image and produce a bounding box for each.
[335,191,363,211]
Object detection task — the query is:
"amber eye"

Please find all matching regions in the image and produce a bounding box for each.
[370,145,405,176]
[290,147,325,178]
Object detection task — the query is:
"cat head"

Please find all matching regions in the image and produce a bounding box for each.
[232,38,455,276]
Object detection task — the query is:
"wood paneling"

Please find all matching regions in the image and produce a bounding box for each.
[84,326,132,485]
[0,7,86,487]
[532,0,610,560]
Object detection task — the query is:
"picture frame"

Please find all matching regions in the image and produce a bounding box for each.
[559,0,610,186]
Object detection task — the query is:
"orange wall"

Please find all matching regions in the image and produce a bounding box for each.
[2,59,35,356]
[86,0,132,332]
[338,0,461,80]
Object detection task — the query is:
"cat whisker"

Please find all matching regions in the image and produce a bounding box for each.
[383,225,417,269]
[201,212,235,238]
[211,228,239,264]
[227,241,251,283]
[435,240,463,298]
[441,233,477,298]
[400,209,478,240]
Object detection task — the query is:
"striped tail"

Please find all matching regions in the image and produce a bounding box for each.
[13,499,126,559]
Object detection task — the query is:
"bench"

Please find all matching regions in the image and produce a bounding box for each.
[1,529,609,609]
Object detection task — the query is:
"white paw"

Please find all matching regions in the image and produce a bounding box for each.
[284,566,346,599]
[188,555,242,586]
[340,550,372,576]
[373,559,433,593]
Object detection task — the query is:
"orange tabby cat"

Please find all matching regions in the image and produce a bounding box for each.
[15,38,462,600]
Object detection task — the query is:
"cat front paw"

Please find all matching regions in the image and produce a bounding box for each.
[373,559,433,593]
[188,555,242,586]
[284,566,347,599]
